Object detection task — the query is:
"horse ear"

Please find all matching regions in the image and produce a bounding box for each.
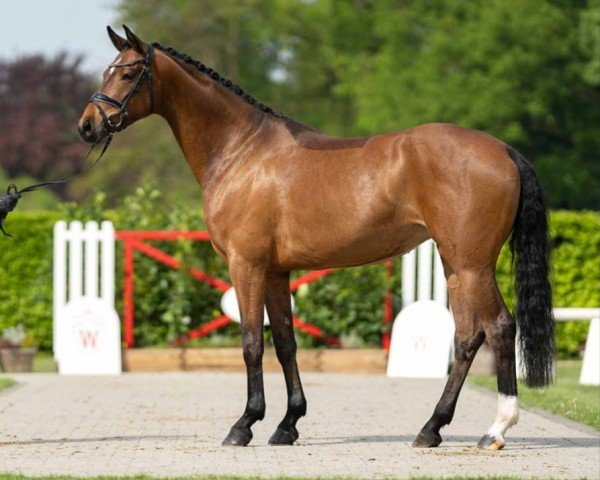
[107,26,129,52]
[123,25,145,54]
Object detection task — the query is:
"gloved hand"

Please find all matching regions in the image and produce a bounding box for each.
[0,185,22,237]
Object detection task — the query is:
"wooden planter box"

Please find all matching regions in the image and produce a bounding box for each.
[0,348,37,372]
[123,348,388,373]
[122,347,495,374]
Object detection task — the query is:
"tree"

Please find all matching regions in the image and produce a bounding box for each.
[115,0,599,209]
[118,0,384,134]
[0,53,95,198]
[336,0,600,208]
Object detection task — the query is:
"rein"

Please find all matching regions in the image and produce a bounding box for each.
[0,43,155,237]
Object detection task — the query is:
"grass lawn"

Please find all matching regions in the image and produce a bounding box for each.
[0,377,16,390]
[469,360,600,430]
[32,351,57,372]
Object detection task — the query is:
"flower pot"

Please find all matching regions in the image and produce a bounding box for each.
[0,347,37,372]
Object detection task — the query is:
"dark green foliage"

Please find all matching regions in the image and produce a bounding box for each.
[0,196,597,356]
[0,211,60,349]
[294,265,390,347]
[496,210,600,358]
[108,0,600,209]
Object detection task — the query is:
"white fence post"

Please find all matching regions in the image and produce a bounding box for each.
[401,249,416,308]
[402,239,448,308]
[100,221,115,310]
[389,240,452,378]
[417,240,433,302]
[580,317,600,385]
[84,221,99,298]
[433,248,447,306]
[68,221,84,301]
[53,221,120,373]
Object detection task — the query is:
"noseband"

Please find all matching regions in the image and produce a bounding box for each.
[89,43,154,132]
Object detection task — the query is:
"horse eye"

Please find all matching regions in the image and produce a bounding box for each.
[122,72,136,81]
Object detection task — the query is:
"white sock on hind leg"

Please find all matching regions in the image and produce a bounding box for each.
[485,394,519,448]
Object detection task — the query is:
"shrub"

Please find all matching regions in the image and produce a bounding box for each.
[496,210,599,357]
[0,211,60,349]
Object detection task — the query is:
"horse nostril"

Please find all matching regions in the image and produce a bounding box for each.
[79,118,97,142]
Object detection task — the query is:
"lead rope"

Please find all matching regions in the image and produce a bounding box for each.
[0,133,113,237]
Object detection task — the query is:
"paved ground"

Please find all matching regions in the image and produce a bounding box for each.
[0,372,598,479]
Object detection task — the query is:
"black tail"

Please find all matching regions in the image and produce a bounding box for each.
[507,147,555,387]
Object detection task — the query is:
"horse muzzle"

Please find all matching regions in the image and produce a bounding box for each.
[78,114,106,144]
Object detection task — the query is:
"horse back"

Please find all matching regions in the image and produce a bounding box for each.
[204,122,519,270]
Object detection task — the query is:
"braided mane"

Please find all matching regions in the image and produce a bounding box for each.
[151,42,280,117]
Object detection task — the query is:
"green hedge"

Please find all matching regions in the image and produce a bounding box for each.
[495,210,600,357]
[0,211,60,348]
[0,188,598,356]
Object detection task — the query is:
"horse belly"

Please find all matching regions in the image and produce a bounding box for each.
[273,208,428,270]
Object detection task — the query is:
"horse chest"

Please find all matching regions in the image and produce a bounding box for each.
[204,192,275,262]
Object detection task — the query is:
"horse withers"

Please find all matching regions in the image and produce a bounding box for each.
[78,26,555,450]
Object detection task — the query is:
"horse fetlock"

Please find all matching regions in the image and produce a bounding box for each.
[289,396,307,417]
[245,404,265,422]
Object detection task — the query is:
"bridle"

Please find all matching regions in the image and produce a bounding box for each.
[89,42,155,133]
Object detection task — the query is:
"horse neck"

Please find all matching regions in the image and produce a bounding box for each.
[153,54,268,187]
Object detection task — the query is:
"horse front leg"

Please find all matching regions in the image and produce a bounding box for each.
[222,260,267,447]
[265,271,307,445]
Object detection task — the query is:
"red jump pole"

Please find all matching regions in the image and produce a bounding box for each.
[381,260,394,350]
[123,239,135,348]
[130,238,231,292]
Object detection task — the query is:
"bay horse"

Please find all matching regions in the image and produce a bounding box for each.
[78,26,554,451]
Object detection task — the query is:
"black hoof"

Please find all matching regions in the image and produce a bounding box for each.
[222,426,253,447]
[268,426,299,446]
[477,433,505,451]
[412,430,442,448]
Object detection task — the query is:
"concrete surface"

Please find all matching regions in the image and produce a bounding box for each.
[0,372,598,478]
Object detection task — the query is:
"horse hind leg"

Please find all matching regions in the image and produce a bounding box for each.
[415,267,520,449]
[413,267,486,447]
[477,303,519,450]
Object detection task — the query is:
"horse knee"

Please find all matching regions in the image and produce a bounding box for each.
[242,340,264,368]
